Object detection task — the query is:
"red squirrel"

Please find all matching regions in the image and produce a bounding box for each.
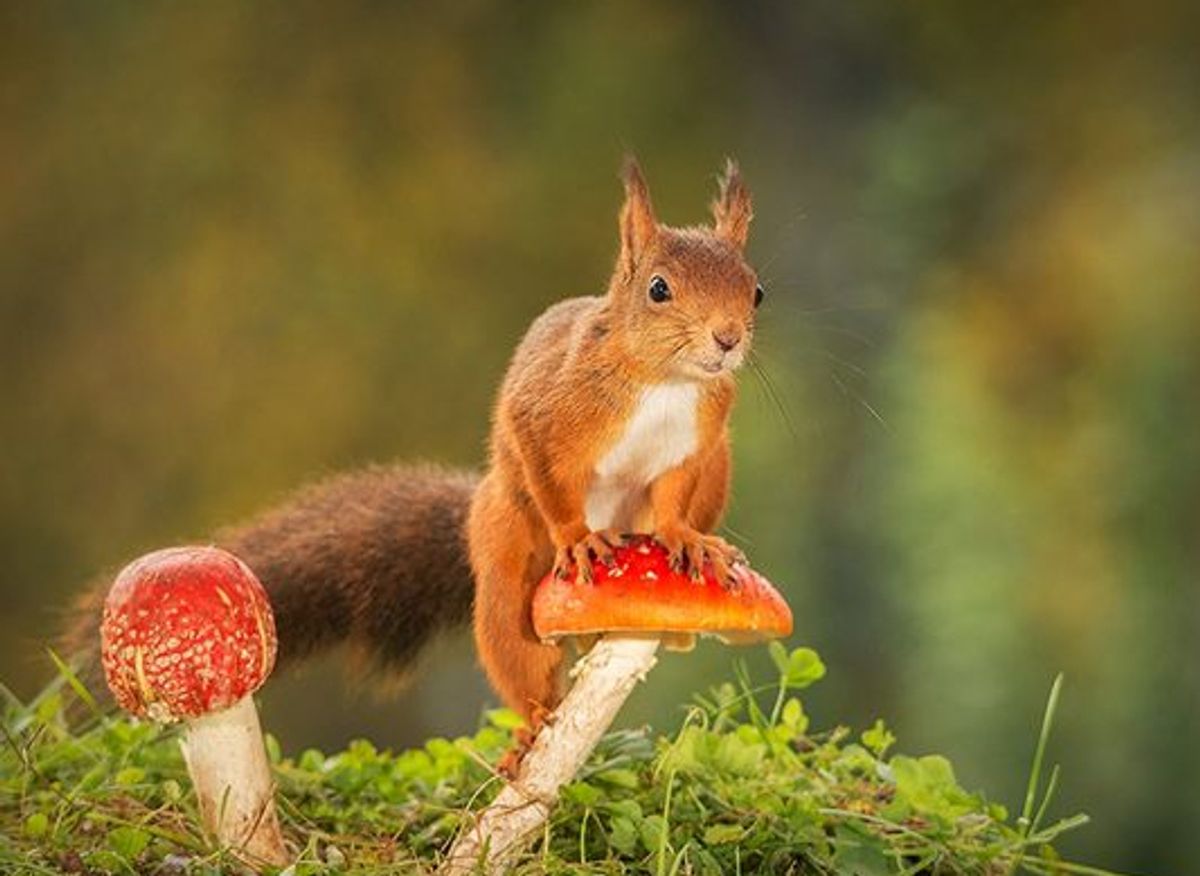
[62,159,761,723]
[468,158,759,718]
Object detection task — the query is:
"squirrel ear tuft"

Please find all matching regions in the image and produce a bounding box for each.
[618,155,658,276]
[711,158,753,249]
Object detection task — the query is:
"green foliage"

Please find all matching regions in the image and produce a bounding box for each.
[0,652,1120,874]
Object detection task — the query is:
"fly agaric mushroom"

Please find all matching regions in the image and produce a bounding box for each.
[441,535,792,874]
[100,546,288,868]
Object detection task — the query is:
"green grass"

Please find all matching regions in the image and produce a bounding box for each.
[0,646,1120,875]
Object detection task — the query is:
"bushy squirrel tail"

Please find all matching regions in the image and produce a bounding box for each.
[59,463,479,700]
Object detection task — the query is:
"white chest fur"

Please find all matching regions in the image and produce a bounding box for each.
[585,382,700,530]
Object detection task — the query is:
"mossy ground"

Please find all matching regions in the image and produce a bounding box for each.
[1,647,1117,875]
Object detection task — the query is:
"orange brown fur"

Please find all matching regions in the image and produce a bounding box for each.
[469,158,759,719]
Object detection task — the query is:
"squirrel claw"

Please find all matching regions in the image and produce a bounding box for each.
[658,528,744,589]
[552,545,575,582]
[585,529,622,566]
[555,530,621,584]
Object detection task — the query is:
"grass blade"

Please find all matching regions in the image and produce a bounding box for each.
[1021,674,1063,828]
[1031,763,1061,836]
[45,648,103,723]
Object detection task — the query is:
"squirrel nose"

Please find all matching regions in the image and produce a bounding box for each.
[713,328,742,353]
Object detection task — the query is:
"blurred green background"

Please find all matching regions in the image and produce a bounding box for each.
[2,3,1197,872]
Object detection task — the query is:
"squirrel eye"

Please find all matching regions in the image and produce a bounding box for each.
[648,275,671,303]
[753,284,765,308]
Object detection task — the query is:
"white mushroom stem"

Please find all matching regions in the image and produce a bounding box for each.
[441,635,660,875]
[178,696,289,868]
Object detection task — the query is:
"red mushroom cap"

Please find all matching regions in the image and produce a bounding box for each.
[532,535,792,644]
[100,546,277,722]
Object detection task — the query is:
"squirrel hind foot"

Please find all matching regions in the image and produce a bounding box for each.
[496,701,557,779]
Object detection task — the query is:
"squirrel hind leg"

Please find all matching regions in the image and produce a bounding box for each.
[470,553,566,721]
[474,604,566,722]
[469,478,566,722]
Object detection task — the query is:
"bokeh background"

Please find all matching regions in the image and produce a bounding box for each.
[2,3,1197,872]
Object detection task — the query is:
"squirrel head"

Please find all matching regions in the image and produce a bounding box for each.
[607,156,761,383]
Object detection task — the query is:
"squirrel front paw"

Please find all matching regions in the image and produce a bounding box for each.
[552,529,624,584]
[657,526,746,588]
